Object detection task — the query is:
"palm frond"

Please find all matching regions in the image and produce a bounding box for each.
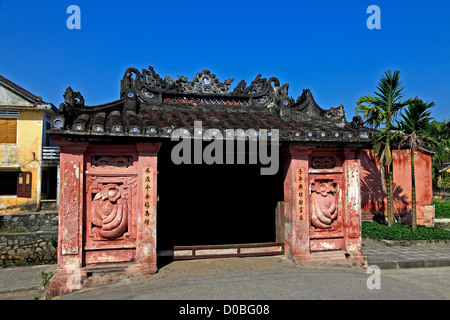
[355,70,411,129]
[394,98,440,153]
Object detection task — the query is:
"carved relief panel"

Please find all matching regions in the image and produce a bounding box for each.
[91,183,129,240]
[91,155,133,168]
[308,174,344,251]
[85,176,137,247]
[84,149,139,252]
[308,154,344,252]
[311,156,336,170]
[86,151,137,172]
[310,179,341,230]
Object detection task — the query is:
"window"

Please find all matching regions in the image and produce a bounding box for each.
[0,172,19,195]
[0,118,17,144]
[0,171,32,198]
[45,121,52,146]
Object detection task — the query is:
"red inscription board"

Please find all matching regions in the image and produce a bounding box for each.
[296,167,306,222]
[142,166,153,227]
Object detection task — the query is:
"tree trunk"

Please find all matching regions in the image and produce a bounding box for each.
[389,168,395,225]
[386,164,394,227]
[411,149,417,231]
[440,160,444,199]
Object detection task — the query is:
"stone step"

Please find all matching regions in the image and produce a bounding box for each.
[40,200,57,211]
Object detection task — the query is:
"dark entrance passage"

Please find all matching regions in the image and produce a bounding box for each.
[41,166,58,199]
[157,141,284,253]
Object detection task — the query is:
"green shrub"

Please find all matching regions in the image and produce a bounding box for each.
[362,221,450,240]
[41,271,53,288]
[433,199,450,219]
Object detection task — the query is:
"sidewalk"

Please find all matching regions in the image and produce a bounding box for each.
[362,238,450,269]
[0,264,56,298]
[0,239,449,298]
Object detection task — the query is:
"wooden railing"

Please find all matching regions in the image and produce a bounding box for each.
[42,146,60,161]
[160,242,284,260]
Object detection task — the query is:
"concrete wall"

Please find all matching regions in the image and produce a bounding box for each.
[361,149,434,225]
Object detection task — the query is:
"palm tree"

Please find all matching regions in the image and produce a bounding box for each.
[426,120,450,195]
[390,99,441,231]
[356,70,413,226]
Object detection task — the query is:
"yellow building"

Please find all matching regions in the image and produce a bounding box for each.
[0,75,58,212]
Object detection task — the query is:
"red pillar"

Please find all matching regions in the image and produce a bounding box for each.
[283,146,313,263]
[131,142,161,274]
[46,138,89,297]
[343,150,364,264]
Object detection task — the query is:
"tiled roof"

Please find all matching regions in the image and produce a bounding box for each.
[49,66,373,145]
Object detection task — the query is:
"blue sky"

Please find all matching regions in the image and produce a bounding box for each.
[1,0,449,121]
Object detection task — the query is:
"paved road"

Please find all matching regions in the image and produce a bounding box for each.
[54,256,450,300]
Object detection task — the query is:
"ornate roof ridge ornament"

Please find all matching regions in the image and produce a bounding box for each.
[119,66,291,109]
[177,69,234,94]
[51,65,375,145]
[63,86,85,107]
